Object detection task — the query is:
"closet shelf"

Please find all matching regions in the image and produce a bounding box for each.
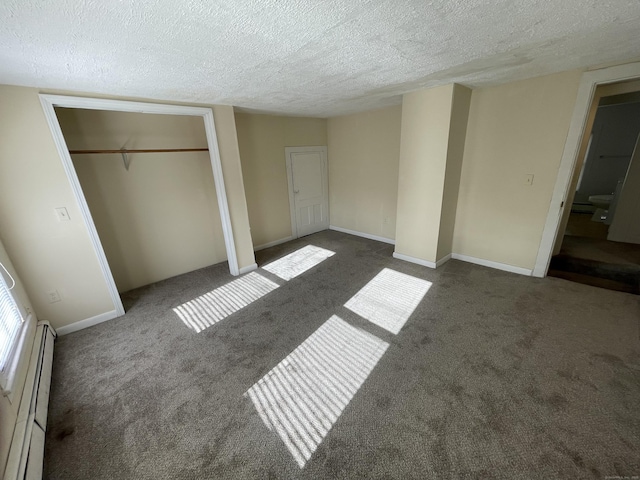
[68,148,209,154]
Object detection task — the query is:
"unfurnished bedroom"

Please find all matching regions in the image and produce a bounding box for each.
[1,1,639,479]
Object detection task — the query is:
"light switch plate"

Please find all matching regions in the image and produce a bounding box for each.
[524,174,534,186]
[54,207,70,221]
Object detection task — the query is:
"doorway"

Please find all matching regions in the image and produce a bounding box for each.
[534,62,640,281]
[550,94,640,293]
[285,146,329,238]
[540,78,640,294]
[40,95,240,320]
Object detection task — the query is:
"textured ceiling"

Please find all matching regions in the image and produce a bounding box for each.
[1,0,640,117]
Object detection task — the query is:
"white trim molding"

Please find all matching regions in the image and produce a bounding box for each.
[436,254,452,268]
[238,263,258,275]
[254,236,294,252]
[533,61,640,278]
[56,310,120,336]
[330,225,395,245]
[452,253,533,276]
[392,252,437,269]
[39,94,242,321]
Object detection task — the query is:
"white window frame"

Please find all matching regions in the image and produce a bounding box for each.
[0,267,33,399]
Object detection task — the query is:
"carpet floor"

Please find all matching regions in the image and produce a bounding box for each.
[44,231,640,479]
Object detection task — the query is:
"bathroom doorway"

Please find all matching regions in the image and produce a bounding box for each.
[548,83,640,294]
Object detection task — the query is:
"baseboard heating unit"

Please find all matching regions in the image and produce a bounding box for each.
[4,321,56,480]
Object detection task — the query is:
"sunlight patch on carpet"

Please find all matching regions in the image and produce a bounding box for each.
[173,272,279,332]
[262,245,335,281]
[344,268,431,334]
[245,315,388,467]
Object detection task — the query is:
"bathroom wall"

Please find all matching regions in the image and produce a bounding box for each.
[609,133,640,244]
[574,102,640,204]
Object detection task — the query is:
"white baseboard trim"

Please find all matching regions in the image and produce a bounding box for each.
[451,253,532,276]
[436,253,452,267]
[56,309,120,336]
[238,263,258,275]
[254,236,294,252]
[392,252,437,269]
[329,225,395,245]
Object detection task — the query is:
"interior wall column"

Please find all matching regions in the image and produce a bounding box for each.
[394,83,471,266]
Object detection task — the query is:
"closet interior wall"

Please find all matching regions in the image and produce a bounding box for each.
[55,108,227,293]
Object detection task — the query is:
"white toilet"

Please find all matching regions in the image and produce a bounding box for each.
[588,178,625,225]
[588,194,613,210]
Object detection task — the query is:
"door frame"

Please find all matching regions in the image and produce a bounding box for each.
[39,94,241,318]
[284,146,329,239]
[533,61,640,277]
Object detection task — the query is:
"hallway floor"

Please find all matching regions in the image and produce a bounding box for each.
[549,235,640,294]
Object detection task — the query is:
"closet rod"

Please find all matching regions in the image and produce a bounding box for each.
[68,148,209,154]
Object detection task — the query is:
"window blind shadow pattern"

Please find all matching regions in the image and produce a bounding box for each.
[263,245,335,281]
[245,315,389,467]
[344,268,431,334]
[173,272,279,332]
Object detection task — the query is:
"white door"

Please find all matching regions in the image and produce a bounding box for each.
[286,146,329,238]
[608,132,640,244]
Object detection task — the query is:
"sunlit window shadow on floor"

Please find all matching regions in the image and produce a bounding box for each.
[173,272,279,332]
[245,315,389,468]
[344,268,431,334]
[263,245,335,281]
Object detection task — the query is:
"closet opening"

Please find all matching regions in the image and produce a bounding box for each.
[40,95,239,319]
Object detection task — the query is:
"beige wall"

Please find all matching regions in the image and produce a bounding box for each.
[327,105,402,241]
[395,85,454,262]
[0,238,36,476]
[453,70,582,269]
[0,85,114,329]
[235,113,327,247]
[437,84,472,260]
[0,85,254,329]
[58,109,228,292]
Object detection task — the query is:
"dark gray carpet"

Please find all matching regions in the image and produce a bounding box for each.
[44,231,640,479]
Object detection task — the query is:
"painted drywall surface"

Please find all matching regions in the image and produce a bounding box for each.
[327,106,402,241]
[0,85,255,329]
[395,85,454,262]
[574,103,640,204]
[0,238,36,476]
[235,113,327,247]
[609,134,640,243]
[453,70,582,269]
[436,84,472,260]
[57,109,228,292]
[0,85,114,329]
[212,105,256,270]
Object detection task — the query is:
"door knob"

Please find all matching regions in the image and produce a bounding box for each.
[294,189,300,194]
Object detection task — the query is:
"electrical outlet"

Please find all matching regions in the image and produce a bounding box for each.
[524,174,534,186]
[47,289,61,303]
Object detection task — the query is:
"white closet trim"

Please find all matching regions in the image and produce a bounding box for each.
[39,94,241,320]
